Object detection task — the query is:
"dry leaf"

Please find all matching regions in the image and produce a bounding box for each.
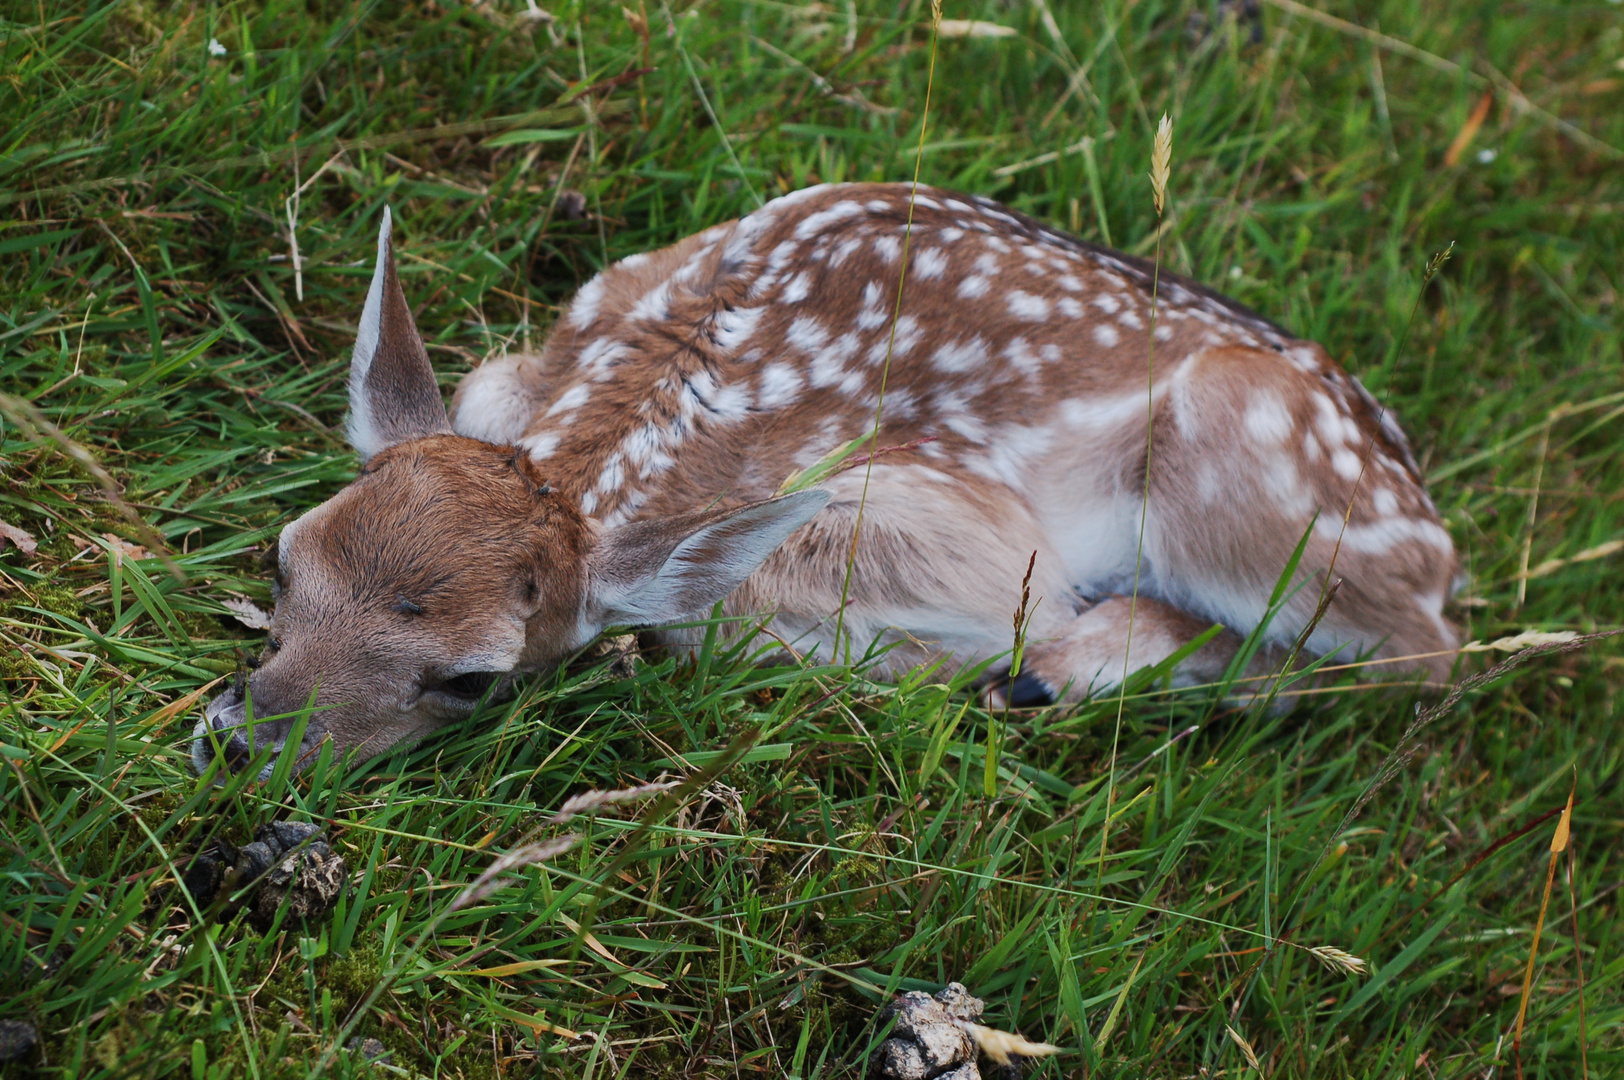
[1551,789,1573,854]
[222,597,273,630]
[72,532,152,567]
[0,519,38,555]
[1443,89,1495,166]
[955,1021,1061,1065]
[936,19,1016,38]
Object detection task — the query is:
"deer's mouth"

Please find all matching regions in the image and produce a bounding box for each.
[190,685,308,782]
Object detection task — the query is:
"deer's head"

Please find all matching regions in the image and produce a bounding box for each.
[192,211,827,779]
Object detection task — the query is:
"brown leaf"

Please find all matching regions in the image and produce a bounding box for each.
[222,597,273,630]
[0,519,38,555]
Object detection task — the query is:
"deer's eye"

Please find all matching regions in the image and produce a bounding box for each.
[429,671,501,701]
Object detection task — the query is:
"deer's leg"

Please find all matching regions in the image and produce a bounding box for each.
[1143,346,1461,682]
[986,595,1293,707]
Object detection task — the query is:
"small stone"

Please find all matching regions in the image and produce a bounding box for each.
[258,820,324,853]
[345,1036,391,1063]
[556,190,588,221]
[0,1020,39,1063]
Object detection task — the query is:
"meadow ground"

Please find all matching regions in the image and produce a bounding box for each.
[2,1,1622,1076]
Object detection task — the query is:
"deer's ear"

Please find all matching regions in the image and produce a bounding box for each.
[347,208,451,461]
[582,490,831,630]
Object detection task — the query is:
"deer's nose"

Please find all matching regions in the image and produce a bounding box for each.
[191,685,254,775]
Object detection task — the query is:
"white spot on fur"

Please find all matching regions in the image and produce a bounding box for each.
[873,234,901,263]
[786,316,828,354]
[568,275,607,330]
[829,236,864,268]
[932,336,990,374]
[1332,447,1363,480]
[546,383,592,418]
[713,306,766,352]
[759,363,804,407]
[1092,324,1120,348]
[958,275,989,299]
[1118,308,1143,330]
[781,272,813,304]
[794,199,862,239]
[1058,274,1083,292]
[866,314,921,363]
[1373,486,1399,515]
[809,332,863,388]
[914,247,948,279]
[522,431,561,460]
[857,281,889,331]
[628,280,673,322]
[1003,337,1040,377]
[1007,291,1051,321]
[1319,515,1453,554]
[1093,294,1121,314]
[1057,297,1084,318]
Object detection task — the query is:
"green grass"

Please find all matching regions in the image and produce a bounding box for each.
[2,0,1622,1076]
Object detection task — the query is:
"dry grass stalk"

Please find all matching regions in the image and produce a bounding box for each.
[1512,781,1575,1077]
[1567,840,1590,1079]
[550,781,680,823]
[935,19,1015,38]
[452,834,581,911]
[1307,945,1368,977]
[1460,630,1578,652]
[955,1021,1061,1065]
[1525,538,1624,580]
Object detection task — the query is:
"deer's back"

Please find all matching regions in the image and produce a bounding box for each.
[455,183,1423,535]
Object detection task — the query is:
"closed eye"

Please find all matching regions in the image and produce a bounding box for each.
[428,671,502,701]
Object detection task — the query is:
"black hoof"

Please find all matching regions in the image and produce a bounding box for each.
[1006,672,1055,708]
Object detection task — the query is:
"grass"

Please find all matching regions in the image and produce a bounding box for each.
[1,0,1622,1076]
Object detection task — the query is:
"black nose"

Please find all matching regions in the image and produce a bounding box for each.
[193,684,259,774]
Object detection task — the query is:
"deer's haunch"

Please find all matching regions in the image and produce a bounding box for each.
[193,183,1458,777]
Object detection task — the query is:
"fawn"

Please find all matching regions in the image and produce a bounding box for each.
[193,183,1460,777]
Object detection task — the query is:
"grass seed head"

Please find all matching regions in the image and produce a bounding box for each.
[1308,945,1369,977]
[1150,112,1173,216]
[551,780,680,823]
[1225,1024,1265,1073]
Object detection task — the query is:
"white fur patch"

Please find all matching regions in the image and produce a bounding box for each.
[932,336,990,374]
[914,247,948,279]
[568,274,608,330]
[713,306,766,352]
[1007,291,1051,321]
[759,363,804,407]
